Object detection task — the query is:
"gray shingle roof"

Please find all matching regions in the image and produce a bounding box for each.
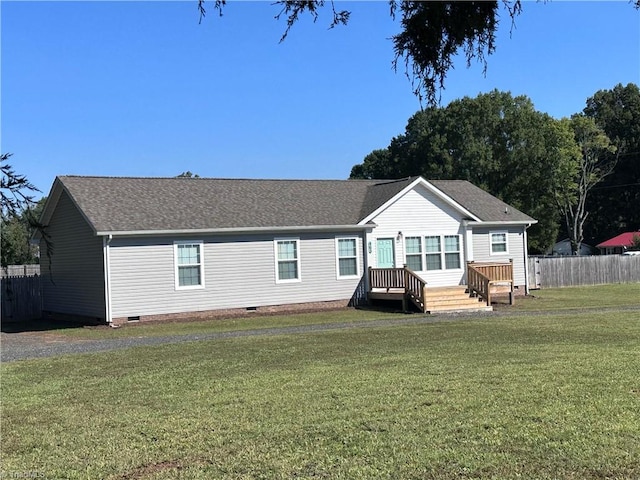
[431,180,535,224]
[53,175,535,234]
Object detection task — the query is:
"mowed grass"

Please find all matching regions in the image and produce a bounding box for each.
[52,308,407,340]
[44,283,640,341]
[511,283,640,312]
[1,286,640,479]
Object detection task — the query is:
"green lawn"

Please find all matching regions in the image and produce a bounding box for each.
[1,285,639,479]
[512,283,640,311]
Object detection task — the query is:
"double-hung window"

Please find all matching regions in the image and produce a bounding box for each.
[405,235,462,271]
[275,239,300,282]
[336,237,359,278]
[491,232,508,254]
[425,236,442,270]
[175,241,204,289]
[405,236,423,271]
[444,235,461,269]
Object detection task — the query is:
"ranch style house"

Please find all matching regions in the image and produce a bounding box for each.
[35,175,537,324]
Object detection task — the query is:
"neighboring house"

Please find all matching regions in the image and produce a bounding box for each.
[35,176,537,324]
[547,239,597,256]
[596,231,640,255]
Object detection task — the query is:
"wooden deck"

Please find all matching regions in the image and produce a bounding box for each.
[368,262,514,314]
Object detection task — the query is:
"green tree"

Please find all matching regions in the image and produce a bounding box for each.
[583,83,640,244]
[199,1,639,103]
[177,171,200,178]
[0,198,46,266]
[351,90,579,253]
[1,153,39,222]
[1,153,49,269]
[555,115,617,255]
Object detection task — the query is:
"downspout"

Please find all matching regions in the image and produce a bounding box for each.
[103,234,113,324]
[462,220,474,284]
[523,225,531,295]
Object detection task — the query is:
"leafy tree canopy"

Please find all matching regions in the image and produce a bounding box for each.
[555,115,617,255]
[583,83,640,244]
[350,90,581,253]
[177,171,200,178]
[1,153,50,268]
[1,198,46,267]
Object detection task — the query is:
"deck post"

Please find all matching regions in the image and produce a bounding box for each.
[403,265,409,312]
[509,259,515,305]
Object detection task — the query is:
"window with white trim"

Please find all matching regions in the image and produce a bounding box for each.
[336,237,359,278]
[490,232,508,254]
[175,241,204,289]
[405,236,423,271]
[275,239,300,282]
[404,235,463,271]
[444,235,461,269]
[425,236,442,271]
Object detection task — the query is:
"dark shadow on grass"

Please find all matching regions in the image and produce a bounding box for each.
[1,318,88,334]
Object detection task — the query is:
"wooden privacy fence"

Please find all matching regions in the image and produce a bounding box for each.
[528,255,640,288]
[1,275,42,322]
[1,264,41,277]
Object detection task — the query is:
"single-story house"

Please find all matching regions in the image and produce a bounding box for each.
[35,175,537,324]
[547,239,597,256]
[596,231,640,255]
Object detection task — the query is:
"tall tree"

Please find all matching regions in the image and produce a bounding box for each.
[555,116,617,255]
[1,153,39,222]
[1,153,49,269]
[583,83,640,244]
[0,198,47,266]
[351,91,579,253]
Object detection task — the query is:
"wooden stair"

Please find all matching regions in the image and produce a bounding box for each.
[423,286,493,313]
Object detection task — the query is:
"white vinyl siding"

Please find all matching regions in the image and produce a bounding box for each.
[275,238,300,283]
[369,184,467,287]
[40,190,106,320]
[472,227,527,287]
[108,232,364,318]
[336,237,359,278]
[174,241,204,289]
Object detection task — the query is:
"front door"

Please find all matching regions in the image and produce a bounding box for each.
[376,238,395,268]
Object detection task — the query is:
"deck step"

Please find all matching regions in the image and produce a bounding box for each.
[423,286,492,313]
[369,285,495,314]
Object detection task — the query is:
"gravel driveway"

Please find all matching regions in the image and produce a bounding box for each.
[3,306,638,363]
[0,313,488,363]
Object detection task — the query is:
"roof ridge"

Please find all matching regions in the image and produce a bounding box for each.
[59,175,383,182]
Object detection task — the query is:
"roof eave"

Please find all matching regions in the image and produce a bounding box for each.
[96,224,369,237]
[465,220,538,227]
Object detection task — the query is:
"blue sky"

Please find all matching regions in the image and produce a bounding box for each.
[2,1,639,201]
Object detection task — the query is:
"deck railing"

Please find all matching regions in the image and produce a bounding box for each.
[369,267,406,291]
[368,266,427,311]
[404,267,427,311]
[467,260,514,306]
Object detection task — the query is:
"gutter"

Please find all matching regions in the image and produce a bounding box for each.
[465,220,538,227]
[523,224,533,294]
[95,224,369,237]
